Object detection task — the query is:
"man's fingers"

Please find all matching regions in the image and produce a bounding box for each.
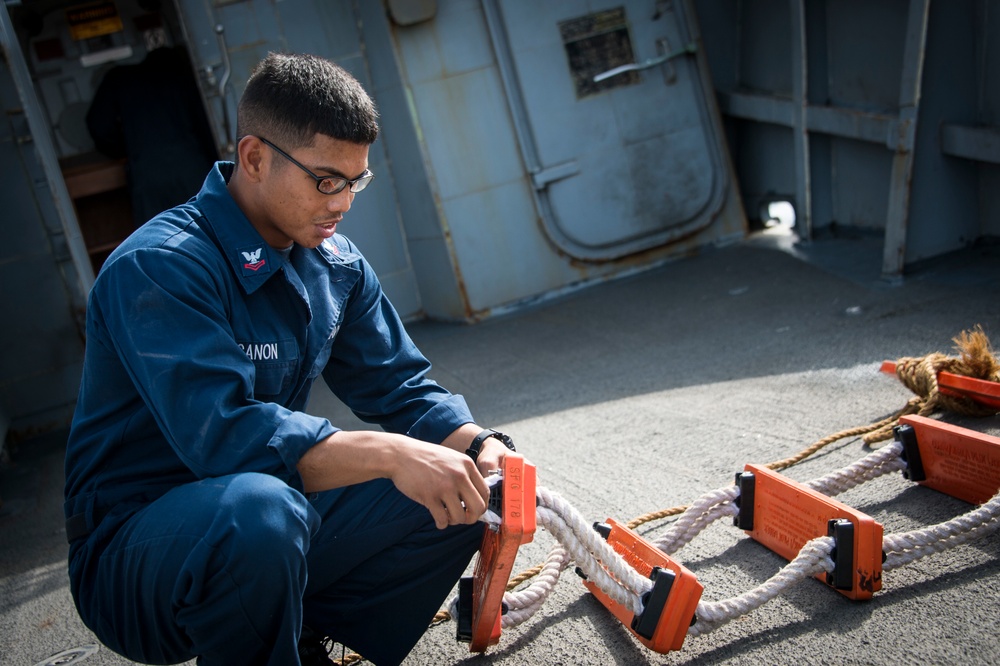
[431,488,486,529]
[460,488,486,522]
[442,492,478,526]
[391,439,497,528]
[428,503,450,530]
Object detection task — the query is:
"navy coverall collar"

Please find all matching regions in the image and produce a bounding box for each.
[194,162,357,296]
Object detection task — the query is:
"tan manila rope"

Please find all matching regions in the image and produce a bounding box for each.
[628,326,999,533]
[864,325,1000,442]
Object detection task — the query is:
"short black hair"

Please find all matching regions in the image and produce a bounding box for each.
[236,52,379,149]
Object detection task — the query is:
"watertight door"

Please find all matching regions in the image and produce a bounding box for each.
[169,0,270,159]
[170,0,379,161]
[485,0,739,261]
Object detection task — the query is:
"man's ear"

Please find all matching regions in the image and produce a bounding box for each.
[236,136,266,183]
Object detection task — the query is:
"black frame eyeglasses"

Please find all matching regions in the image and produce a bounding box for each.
[257,136,375,195]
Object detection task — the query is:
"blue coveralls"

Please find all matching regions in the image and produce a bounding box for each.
[64,162,484,665]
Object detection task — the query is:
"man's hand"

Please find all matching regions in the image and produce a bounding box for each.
[469,435,510,476]
[297,429,491,529]
[439,423,511,477]
[387,438,490,529]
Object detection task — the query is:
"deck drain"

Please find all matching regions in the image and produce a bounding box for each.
[33,643,99,665]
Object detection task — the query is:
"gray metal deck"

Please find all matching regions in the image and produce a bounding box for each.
[3,232,1000,665]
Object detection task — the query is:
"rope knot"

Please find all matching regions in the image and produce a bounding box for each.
[857,326,999,445]
[893,326,999,419]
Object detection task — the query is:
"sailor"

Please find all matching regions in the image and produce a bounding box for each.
[65,51,515,665]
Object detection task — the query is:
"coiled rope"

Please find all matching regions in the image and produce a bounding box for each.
[865,325,1000,442]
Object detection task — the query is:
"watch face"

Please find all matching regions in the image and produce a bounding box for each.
[495,432,516,451]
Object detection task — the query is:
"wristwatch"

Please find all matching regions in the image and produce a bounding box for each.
[465,428,516,462]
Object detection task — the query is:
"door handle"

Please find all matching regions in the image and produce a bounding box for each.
[214,24,235,155]
[593,42,696,83]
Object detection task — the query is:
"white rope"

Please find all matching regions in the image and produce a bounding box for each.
[460,437,1000,645]
[448,540,572,631]
[653,485,740,555]
[535,487,652,616]
[501,544,571,628]
[689,536,835,636]
[805,440,907,497]
[651,442,906,561]
[883,490,1000,570]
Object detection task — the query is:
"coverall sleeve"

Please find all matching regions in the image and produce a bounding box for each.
[92,246,333,489]
[321,251,474,444]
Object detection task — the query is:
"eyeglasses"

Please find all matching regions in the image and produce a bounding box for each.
[257,136,375,195]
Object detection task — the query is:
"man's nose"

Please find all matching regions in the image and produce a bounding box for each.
[327,189,354,214]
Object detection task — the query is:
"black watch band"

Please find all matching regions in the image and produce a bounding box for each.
[465,428,516,462]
